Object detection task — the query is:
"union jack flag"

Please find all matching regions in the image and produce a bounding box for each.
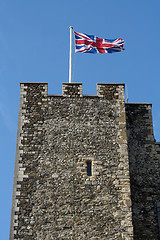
[74,31,125,54]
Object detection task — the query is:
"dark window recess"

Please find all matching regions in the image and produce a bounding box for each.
[87,161,92,176]
[157,202,160,236]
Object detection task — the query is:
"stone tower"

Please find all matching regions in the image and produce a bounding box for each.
[10,83,160,240]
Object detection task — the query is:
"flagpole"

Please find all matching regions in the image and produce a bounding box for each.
[69,26,73,83]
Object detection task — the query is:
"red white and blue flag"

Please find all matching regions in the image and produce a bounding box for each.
[74,31,125,54]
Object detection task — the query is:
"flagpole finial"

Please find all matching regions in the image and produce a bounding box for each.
[70,26,73,29]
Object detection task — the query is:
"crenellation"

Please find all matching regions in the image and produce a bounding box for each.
[9,82,160,240]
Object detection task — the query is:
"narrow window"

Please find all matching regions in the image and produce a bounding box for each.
[87,161,92,176]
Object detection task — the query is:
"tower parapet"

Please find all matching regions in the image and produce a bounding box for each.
[10,82,160,240]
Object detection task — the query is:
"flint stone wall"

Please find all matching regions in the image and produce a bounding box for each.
[10,83,133,240]
[126,103,160,240]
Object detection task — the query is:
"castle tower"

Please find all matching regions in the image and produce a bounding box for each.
[10,83,160,240]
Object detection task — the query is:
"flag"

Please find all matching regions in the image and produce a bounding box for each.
[74,31,125,54]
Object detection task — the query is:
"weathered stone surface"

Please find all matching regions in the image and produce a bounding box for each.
[10,82,159,240]
[126,103,160,240]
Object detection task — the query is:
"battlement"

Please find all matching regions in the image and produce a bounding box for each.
[20,82,126,99]
[10,82,160,240]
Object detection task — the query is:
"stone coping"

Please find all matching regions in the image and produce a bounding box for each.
[125,103,152,105]
[62,82,82,85]
[20,82,125,85]
[97,83,125,85]
[20,82,48,84]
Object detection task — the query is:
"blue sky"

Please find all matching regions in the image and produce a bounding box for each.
[0,0,160,239]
